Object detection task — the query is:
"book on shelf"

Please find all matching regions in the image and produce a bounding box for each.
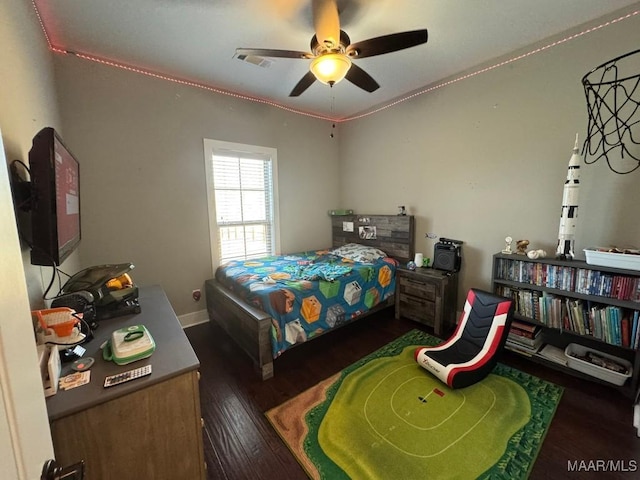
[508,320,542,345]
[632,311,640,350]
[508,330,543,349]
[564,298,590,336]
[497,255,640,302]
[511,320,538,333]
[507,335,543,350]
[534,295,639,348]
[495,286,542,322]
[506,338,542,356]
[622,315,630,348]
[537,292,566,329]
[538,344,568,366]
[509,327,537,339]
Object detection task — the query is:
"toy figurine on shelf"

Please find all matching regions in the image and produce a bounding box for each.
[515,240,529,255]
[527,249,548,260]
[502,236,513,254]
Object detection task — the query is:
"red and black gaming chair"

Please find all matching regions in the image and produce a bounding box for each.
[414,288,514,389]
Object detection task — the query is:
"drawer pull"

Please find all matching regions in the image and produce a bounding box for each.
[405,296,426,306]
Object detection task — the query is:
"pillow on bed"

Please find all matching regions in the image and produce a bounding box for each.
[331,243,388,263]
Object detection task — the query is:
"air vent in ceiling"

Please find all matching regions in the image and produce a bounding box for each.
[234,53,273,68]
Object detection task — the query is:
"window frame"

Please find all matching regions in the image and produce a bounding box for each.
[203,139,280,271]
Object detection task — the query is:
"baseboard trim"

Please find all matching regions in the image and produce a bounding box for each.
[179,309,210,329]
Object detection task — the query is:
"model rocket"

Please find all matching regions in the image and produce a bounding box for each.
[556,134,581,260]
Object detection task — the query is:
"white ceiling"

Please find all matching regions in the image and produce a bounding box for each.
[35,0,640,120]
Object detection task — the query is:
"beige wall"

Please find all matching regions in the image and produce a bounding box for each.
[0,0,81,306]
[339,11,640,302]
[4,2,639,320]
[0,0,63,475]
[53,56,340,316]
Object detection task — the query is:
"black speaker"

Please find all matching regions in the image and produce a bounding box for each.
[433,239,462,272]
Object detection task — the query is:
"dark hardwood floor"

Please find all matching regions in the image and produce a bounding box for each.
[185,308,640,479]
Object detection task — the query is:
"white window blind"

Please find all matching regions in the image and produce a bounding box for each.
[211,150,275,263]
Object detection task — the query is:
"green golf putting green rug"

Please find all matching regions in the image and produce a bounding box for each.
[266,330,563,480]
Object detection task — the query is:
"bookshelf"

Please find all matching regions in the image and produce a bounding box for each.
[491,252,640,398]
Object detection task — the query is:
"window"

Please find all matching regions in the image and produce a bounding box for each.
[204,139,279,267]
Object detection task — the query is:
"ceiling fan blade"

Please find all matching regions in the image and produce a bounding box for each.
[235,48,313,60]
[345,64,379,93]
[312,0,341,49]
[345,29,428,59]
[289,71,317,97]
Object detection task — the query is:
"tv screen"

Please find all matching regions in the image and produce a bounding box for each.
[29,127,81,266]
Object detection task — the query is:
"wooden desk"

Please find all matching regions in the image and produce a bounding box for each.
[47,285,206,479]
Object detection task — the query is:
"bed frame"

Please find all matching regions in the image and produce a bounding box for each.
[205,214,415,379]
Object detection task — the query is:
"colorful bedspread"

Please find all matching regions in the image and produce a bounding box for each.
[215,249,398,358]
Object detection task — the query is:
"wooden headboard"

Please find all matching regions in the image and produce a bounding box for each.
[331,214,415,264]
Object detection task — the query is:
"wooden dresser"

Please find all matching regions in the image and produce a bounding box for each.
[395,266,459,336]
[46,285,206,479]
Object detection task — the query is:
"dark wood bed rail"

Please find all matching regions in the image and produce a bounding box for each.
[205,279,394,380]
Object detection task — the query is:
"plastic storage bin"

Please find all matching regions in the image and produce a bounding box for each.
[565,343,632,386]
[32,307,79,337]
[103,325,155,365]
[584,248,640,271]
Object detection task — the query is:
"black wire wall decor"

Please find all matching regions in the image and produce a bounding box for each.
[581,48,640,174]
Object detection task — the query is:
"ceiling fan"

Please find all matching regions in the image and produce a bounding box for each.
[235,0,428,97]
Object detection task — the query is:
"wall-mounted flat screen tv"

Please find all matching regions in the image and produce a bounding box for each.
[29,127,81,266]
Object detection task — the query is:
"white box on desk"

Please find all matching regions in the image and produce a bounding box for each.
[37,344,60,396]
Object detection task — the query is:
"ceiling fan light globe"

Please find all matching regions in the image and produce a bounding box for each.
[310,53,352,85]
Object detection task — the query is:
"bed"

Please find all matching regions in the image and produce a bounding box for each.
[205,214,414,379]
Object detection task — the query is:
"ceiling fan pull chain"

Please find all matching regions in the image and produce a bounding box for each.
[330,89,336,138]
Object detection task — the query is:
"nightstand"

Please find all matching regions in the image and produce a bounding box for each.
[395,266,458,336]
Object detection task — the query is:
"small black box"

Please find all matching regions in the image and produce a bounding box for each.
[433,242,462,272]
